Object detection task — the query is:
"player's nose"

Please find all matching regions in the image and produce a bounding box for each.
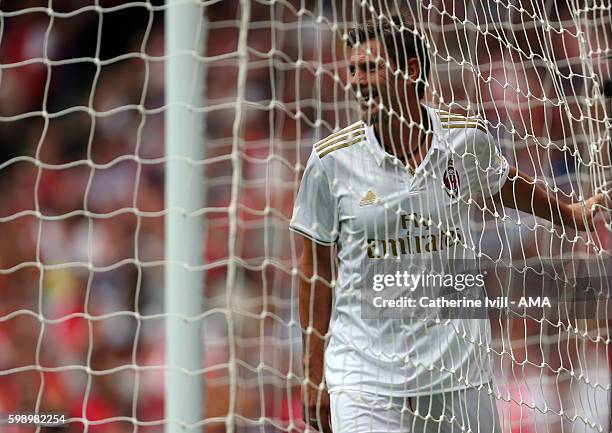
[349,72,368,97]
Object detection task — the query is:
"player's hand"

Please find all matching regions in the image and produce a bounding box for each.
[302,381,332,433]
[567,193,610,231]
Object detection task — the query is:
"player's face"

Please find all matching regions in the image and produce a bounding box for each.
[348,39,417,125]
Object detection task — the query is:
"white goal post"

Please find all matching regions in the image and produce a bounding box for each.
[0,1,610,433]
[164,0,204,432]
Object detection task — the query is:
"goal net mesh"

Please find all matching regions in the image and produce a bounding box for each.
[0,1,610,432]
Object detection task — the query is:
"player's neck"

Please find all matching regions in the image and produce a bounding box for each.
[373,104,430,167]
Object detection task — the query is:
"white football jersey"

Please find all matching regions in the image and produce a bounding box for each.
[290,105,510,396]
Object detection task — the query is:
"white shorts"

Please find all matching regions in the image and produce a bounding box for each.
[329,386,501,433]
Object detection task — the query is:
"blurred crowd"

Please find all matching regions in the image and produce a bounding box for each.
[0,1,610,432]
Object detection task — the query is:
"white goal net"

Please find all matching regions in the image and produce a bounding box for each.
[0,1,610,433]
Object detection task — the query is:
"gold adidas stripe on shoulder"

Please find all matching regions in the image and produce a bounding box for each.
[440,122,488,133]
[438,115,483,122]
[439,111,488,133]
[315,122,365,158]
[436,108,474,118]
[435,108,489,132]
[316,129,366,154]
[441,120,488,133]
[318,136,364,158]
[437,111,484,121]
[314,122,364,150]
[437,109,484,121]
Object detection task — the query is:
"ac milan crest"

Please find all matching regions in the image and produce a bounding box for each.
[443,158,460,198]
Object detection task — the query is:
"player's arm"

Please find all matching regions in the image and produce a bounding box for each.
[298,236,334,433]
[492,165,607,231]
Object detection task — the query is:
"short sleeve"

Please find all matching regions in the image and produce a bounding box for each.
[289,148,338,245]
[464,129,510,199]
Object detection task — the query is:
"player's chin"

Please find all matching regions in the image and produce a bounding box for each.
[361,107,379,126]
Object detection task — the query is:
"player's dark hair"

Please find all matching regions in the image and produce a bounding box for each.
[345,15,430,100]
